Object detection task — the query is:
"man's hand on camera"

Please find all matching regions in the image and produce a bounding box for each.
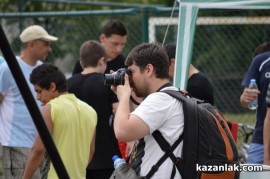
[111,74,131,101]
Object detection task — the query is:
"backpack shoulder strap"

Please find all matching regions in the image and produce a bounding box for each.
[145,90,191,179]
[145,130,183,179]
[162,90,200,177]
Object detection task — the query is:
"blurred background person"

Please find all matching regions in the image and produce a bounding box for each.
[264,83,270,165]
[164,42,214,105]
[240,42,270,164]
[0,25,58,179]
[72,19,127,75]
[68,40,121,179]
[72,19,128,159]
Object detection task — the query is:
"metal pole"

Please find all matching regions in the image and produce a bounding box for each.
[141,8,149,43]
[0,9,137,18]
[33,0,164,8]
[18,0,24,32]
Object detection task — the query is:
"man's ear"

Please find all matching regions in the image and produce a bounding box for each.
[100,34,106,43]
[50,82,57,92]
[79,60,82,67]
[98,57,105,65]
[28,40,35,48]
[146,64,154,77]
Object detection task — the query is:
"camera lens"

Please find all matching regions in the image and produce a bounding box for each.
[104,68,126,85]
[114,75,124,85]
[104,74,115,85]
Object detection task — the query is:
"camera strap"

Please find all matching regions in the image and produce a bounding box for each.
[130,96,140,105]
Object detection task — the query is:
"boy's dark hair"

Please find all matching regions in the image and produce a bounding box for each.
[126,43,169,79]
[164,42,176,64]
[102,19,128,37]
[30,63,67,92]
[252,41,270,59]
[80,40,107,68]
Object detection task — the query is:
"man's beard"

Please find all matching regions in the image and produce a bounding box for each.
[133,87,147,98]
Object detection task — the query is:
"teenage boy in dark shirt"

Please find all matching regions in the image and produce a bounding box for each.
[68,40,121,179]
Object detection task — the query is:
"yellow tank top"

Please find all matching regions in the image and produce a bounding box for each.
[47,93,97,179]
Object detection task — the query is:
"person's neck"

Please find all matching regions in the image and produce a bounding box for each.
[81,67,102,74]
[54,91,68,99]
[149,78,171,93]
[107,58,113,62]
[188,64,199,79]
[59,91,68,96]
[19,51,38,66]
[106,57,116,62]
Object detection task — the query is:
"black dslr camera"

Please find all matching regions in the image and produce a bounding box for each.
[104,68,131,85]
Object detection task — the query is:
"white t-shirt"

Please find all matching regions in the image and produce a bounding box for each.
[131,86,184,179]
[0,57,42,147]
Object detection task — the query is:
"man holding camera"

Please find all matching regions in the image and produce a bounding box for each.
[67,40,121,179]
[112,43,183,178]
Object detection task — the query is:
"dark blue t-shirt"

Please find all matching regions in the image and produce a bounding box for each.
[242,51,270,144]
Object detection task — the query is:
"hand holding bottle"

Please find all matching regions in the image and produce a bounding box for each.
[248,79,259,110]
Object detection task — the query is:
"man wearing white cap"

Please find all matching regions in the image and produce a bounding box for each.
[0,25,58,179]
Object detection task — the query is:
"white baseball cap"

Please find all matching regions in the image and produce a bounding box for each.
[20,25,58,43]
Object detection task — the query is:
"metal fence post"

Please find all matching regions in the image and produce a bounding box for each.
[141,7,149,43]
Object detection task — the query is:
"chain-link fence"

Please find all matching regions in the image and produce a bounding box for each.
[1,7,270,125]
[193,9,270,124]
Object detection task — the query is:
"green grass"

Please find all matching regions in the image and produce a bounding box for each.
[224,112,256,125]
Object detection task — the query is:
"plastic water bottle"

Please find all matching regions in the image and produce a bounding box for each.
[248,79,258,110]
[112,155,126,169]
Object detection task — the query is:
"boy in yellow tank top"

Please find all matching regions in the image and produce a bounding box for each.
[22,63,97,179]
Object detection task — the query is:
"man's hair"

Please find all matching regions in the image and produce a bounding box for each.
[30,63,67,92]
[164,42,176,64]
[80,40,107,68]
[252,41,270,59]
[126,43,169,79]
[102,19,128,37]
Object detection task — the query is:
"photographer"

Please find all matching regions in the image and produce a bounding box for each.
[112,43,183,178]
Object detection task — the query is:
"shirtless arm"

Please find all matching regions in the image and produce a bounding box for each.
[23,105,53,179]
